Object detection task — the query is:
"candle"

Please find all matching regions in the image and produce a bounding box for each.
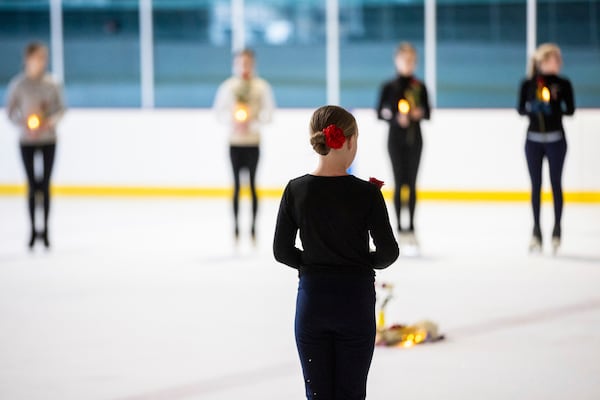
[398,99,410,115]
[27,114,41,130]
[541,86,551,103]
[234,104,248,122]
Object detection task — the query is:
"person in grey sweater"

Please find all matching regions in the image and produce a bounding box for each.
[5,42,65,249]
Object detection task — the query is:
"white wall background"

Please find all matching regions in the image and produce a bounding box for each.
[0,108,598,193]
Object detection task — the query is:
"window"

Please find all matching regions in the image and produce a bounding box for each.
[153,1,229,107]
[436,0,527,107]
[538,0,600,107]
[1,0,599,109]
[62,0,141,107]
[0,0,51,102]
[340,1,425,109]
[244,0,327,107]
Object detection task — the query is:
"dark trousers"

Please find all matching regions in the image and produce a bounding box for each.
[525,138,567,231]
[20,143,56,233]
[229,145,259,232]
[388,129,423,232]
[295,274,376,400]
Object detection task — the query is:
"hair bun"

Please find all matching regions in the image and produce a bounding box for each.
[310,131,330,156]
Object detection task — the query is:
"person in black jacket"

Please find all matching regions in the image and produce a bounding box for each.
[517,43,575,254]
[273,105,398,400]
[376,42,431,248]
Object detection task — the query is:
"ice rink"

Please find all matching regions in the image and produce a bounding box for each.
[1,196,599,400]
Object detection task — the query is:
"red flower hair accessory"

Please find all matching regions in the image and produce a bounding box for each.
[323,124,346,149]
[369,177,385,189]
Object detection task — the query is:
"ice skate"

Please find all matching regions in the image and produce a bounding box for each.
[552,225,561,255]
[529,226,542,253]
[234,225,240,246]
[400,230,420,257]
[28,230,36,250]
[529,235,542,253]
[42,230,50,249]
[250,226,257,247]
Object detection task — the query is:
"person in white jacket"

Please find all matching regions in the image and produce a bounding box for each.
[213,49,275,243]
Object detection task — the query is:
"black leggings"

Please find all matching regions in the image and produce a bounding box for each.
[388,130,423,232]
[230,146,259,232]
[295,274,376,400]
[525,138,567,231]
[20,143,56,233]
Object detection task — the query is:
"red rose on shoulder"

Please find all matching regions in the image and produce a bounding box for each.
[369,177,384,189]
[323,124,346,149]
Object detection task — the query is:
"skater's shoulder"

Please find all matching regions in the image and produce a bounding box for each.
[286,174,312,188]
[7,73,26,92]
[252,76,272,88]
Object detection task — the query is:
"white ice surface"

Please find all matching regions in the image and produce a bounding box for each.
[1,197,599,400]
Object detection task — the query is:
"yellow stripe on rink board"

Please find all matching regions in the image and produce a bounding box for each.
[0,184,599,203]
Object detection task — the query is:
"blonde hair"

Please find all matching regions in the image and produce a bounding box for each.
[309,105,357,156]
[528,43,562,77]
[395,42,417,58]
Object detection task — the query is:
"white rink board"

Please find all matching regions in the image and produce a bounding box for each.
[1,108,599,192]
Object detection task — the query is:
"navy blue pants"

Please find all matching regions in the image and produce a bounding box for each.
[525,138,567,230]
[295,274,376,400]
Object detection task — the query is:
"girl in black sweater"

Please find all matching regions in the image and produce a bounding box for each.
[517,43,575,253]
[376,42,431,247]
[273,105,398,400]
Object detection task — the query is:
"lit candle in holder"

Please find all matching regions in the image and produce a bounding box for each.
[398,99,410,115]
[234,104,249,122]
[541,86,551,103]
[27,114,41,130]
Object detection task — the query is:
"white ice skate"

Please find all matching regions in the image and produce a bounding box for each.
[400,231,420,257]
[528,236,542,253]
[551,237,561,255]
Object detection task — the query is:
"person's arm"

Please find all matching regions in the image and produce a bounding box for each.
[273,184,302,269]
[368,188,399,269]
[258,81,275,124]
[517,80,529,116]
[376,83,393,122]
[5,78,23,126]
[213,80,233,124]
[561,79,575,116]
[420,82,431,120]
[45,81,66,129]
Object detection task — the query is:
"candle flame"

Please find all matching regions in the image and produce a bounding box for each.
[541,87,551,103]
[398,99,410,114]
[234,106,248,122]
[27,114,41,130]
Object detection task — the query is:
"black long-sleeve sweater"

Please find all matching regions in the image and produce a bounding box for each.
[273,175,399,277]
[517,74,575,133]
[376,75,431,131]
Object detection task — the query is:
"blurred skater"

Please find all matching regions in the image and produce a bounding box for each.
[5,42,65,249]
[517,43,575,254]
[274,105,398,400]
[214,49,275,243]
[376,42,431,249]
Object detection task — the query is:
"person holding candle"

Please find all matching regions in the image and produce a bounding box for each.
[376,42,431,247]
[214,49,275,243]
[5,42,65,249]
[517,43,575,253]
[273,105,398,400]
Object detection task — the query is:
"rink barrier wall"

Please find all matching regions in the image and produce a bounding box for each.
[1,108,599,203]
[0,183,599,203]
